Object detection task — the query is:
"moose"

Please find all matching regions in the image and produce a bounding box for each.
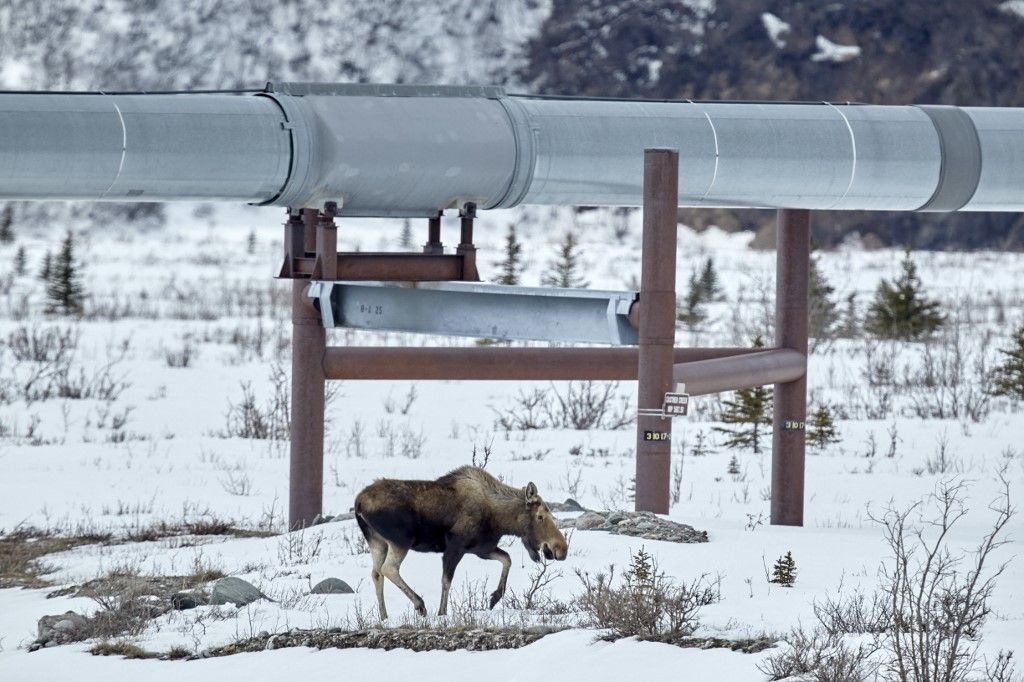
[354,466,569,619]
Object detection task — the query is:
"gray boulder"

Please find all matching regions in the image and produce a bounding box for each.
[34,611,88,648]
[209,577,269,607]
[171,591,208,610]
[310,578,354,595]
[575,511,606,530]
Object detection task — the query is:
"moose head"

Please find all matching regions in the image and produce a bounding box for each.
[521,482,569,562]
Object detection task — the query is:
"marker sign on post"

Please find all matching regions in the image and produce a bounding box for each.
[663,390,690,417]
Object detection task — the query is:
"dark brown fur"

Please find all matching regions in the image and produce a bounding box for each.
[354,466,568,618]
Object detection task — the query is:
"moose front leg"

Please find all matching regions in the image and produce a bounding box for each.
[438,547,465,617]
[484,548,512,609]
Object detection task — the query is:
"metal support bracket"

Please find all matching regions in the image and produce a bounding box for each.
[309,281,640,345]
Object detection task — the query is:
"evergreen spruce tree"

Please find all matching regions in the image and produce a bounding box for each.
[677,271,708,329]
[541,230,588,288]
[713,337,773,453]
[807,405,840,450]
[246,229,257,255]
[45,231,85,315]
[991,323,1024,400]
[14,245,27,276]
[39,251,52,282]
[493,223,524,285]
[770,551,797,587]
[838,292,860,338]
[808,255,838,339]
[864,250,945,340]
[698,257,721,301]
[690,430,712,457]
[0,204,13,243]
[398,219,413,249]
[727,454,740,476]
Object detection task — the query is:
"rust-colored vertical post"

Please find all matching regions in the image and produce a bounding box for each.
[635,149,678,514]
[289,208,326,529]
[456,202,479,281]
[424,211,444,254]
[771,208,810,526]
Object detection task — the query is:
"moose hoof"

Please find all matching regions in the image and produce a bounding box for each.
[489,591,502,610]
[414,601,427,618]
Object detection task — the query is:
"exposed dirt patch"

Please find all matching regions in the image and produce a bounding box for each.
[0,528,113,589]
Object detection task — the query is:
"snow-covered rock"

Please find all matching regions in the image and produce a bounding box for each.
[761,12,790,49]
[810,34,862,63]
[1000,1,1024,19]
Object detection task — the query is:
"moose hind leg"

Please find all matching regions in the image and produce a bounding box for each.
[438,547,465,617]
[368,534,389,620]
[380,543,426,617]
[484,548,512,609]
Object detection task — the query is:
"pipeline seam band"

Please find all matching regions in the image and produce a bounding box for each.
[97,96,127,199]
[916,105,982,212]
[824,101,857,209]
[688,100,720,203]
[492,97,537,209]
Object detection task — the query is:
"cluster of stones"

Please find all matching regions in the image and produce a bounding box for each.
[571,510,709,544]
[32,575,353,651]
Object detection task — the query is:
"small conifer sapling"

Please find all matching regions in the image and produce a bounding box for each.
[493,223,524,285]
[807,405,840,451]
[45,231,86,315]
[864,250,944,340]
[770,551,797,587]
[542,230,588,288]
[991,323,1024,401]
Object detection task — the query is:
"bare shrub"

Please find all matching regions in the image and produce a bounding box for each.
[575,547,720,642]
[903,315,992,422]
[277,528,324,566]
[492,387,551,430]
[874,479,1013,682]
[503,558,567,613]
[984,651,1020,682]
[220,361,289,440]
[217,464,254,496]
[164,338,198,368]
[814,584,891,636]
[758,625,879,682]
[493,382,634,431]
[547,381,633,430]
[5,324,79,362]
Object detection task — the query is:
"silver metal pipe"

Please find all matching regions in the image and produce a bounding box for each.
[1,84,1022,213]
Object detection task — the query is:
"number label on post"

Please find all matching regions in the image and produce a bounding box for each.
[783,420,806,431]
[643,430,671,441]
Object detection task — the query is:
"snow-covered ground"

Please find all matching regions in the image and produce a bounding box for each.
[1,205,1022,680]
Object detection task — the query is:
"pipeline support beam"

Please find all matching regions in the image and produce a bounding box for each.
[771,208,810,527]
[674,349,805,396]
[289,209,326,530]
[635,149,679,515]
[323,346,765,381]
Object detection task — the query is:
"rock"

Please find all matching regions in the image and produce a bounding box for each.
[171,591,207,610]
[575,511,606,530]
[310,578,354,595]
[606,511,628,525]
[572,510,709,543]
[209,577,268,606]
[36,611,88,646]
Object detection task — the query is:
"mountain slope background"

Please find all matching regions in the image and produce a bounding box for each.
[1,0,1022,249]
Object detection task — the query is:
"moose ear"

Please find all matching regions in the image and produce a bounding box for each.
[524,482,539,504]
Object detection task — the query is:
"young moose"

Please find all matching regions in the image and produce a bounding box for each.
[354,466,568,619]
